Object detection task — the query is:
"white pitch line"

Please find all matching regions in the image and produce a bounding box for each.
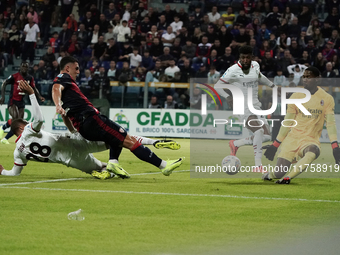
[130,169,191,176]
[1,186,340,203]
[0,178,83,187]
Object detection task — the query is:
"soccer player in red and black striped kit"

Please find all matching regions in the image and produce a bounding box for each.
[52,56,183,179]
[0,62,45,144]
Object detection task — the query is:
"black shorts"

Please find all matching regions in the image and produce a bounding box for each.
[8,99,25,109]
[79,114,127,149]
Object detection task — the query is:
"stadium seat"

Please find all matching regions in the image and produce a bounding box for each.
[86,60,93,69]
[101,61,110,70]
[231,0,243,12]
[116,61,124,70]
[192,63,201,72]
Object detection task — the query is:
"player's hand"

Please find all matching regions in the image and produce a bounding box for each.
[40,96,45,102]
[19,80,34,94]
[0,97,4,105]
[332,143,340,165]
[56,105,66,116]
[263,140,281,161]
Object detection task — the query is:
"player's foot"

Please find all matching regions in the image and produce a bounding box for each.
[162,158,184,176]
[252,165,264,173]
[1,138,9,144]
[0,128,4,139]
[262,172,272,181]
[91,170,114,180]
[275,176,291,184]
[229,140,239,156]
[153,140,181,150]
[107,162,130,179]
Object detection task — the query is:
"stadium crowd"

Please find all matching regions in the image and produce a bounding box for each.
[0,0,340,109]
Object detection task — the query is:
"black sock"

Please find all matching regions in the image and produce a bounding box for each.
[3,120,10,130]
[5,130,14,140]
[131,145,162,167]
[109,146,122,160]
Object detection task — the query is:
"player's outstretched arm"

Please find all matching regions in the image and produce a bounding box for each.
[258,72,275,88]
[19,80,44,132]
[263,112,296,161]
[325,113,340,164]
[0,164,24,176]
[52,83,66,116]
[33,85,45,102]
[0,80,8,105]
[62,115,77,133]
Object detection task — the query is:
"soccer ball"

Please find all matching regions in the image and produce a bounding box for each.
[221,155,241,175]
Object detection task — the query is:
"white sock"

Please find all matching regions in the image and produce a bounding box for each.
[263,134,271,143]
[132,135,155,145]
[253,129,264,166]
[109,159,119,164]
[159,160,167,169]
[234,136,254,147]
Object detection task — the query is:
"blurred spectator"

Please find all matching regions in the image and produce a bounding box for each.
[110,13,121,27]
[42,46,56,69]
[322,62,337,78]
[207,65,220,84]
[181,39,196,59]
[107,61,116,80]
[104,25,114,43]
[235,27,250,47]
[157,15,168,34]
[105,38,119,61]
[128,47,142,68]
[146,7,159,25]
[193,6,203,22]
[162,5,176,25]
[206,49,218,69]
[313,28,325,49]
[287,64,307,85]
[193,35,211,64]
[170,15,183,34]
[164,95,178,109]
[57,50,68,64]
[134,66,146,81]
[5,12,16,30]
[98,14,109,35]
[64,34,81,56]
[258,23,270,41]
[313,52,326,72]
[259,40,273,58]
[170,38,182,61]
[277,32,291,52]
[150,37,164,60]
[158,47,173,67]
[162,26,175,47]
[0,31,12,66]
[66,13,78,32]
[218,25,233,49]
[36,60,48,80]
[39,0,54,45]
[236,10,250,27]
[82,11,95,31]
[145,60,164,83]
[306,19,320,37]
[288,40,302,60]
[22,17,40,65]
[27,6,38,24]
[89,58,99,74]
[322,41,337,62]
[288,17,301,39]
[141,50,154,70]
[261,51,276,77]
[49,60,60,79]
[104,2,117,21]
[264,6,281,30]
[164,58,180,81]
[331,55,340,72]
[195,63,208,78]
[138,37,148,56]
[149,95,161,108]
[16,14,27,31]
[200,15,210,33]
[129,29,142,47]
[277,50,295,76]
[116,61,134,84]
[321,21,332,40]
[208,6,220,24]
[329,30,340,49]
[192,27,204,45]
[146,25,158,46]
[222,6,235,27]
[92,35,107,61]
[114,20,131,46]
[58,23,72,49]
[136,2,148,22]
[90,24,101,45]
[61,0,75,25]
[190,86,202,109]
[298,50,312,66]
[273,69,287,86]
[206,25,217,43]
[8,24,21,58]
[325,7,340,28]
[269,33,278,52]
[218,47,235,72]
[139,16,152,37]
[88,66,110,117]
[282,6,295,25]
[298,6,312,29]
[76,23,89,49]
[179,59,194,82]
[119,42,133,62]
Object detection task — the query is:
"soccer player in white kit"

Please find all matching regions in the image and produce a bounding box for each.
[214,45,276,171]
[0,81,181,178]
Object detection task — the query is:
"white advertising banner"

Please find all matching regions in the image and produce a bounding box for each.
[0,105,337,143]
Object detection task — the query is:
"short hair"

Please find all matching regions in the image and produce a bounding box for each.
[239,45,253,55]
[306,66,321,77]
[60,56,79,70]
[11,119,28,135]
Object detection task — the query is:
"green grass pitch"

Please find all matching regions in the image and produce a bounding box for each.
[1,137,340,255]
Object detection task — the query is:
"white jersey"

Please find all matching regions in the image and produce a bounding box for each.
[14,123,106,168]
[220,60,262,108]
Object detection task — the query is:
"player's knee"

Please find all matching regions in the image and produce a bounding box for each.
[304,146,319,160]
[123,134,140,151]
[254,128,264,136]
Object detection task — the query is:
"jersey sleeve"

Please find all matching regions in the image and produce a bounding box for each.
[325,95,335,116]
[52,73,72,89]
[14,148,28,166]
[220,67,237,84]
[29,76,36,88]
[252,61,261,75]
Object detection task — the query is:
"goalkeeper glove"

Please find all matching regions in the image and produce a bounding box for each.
[332,142,340,165]
[263,139,281,161]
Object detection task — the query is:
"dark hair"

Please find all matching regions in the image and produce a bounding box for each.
[306,66,321,77]
[239,45,253,55]
[60,56,79,70]
[21,62,29,66]
[11,119,28,135]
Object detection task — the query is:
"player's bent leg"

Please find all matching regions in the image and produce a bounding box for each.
[262,157,291,181]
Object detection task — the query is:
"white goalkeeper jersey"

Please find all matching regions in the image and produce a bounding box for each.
[14,124,75,167]
[219,61,262,108]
